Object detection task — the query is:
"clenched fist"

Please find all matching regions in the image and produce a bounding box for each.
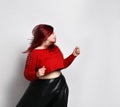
[73,46,80,56]
[36,66,46,78]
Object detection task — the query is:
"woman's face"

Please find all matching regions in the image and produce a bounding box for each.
[47,32,56,43]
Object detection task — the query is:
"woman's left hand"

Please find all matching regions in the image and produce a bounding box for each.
[73,46,80,56]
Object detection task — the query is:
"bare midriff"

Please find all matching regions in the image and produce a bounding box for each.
[38,71,61,79]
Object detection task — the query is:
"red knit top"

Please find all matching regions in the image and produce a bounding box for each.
[24,45,76,81]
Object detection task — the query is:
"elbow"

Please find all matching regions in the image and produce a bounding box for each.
[63,63,69,69]
[24,71,36,81]
[24,72,31,81]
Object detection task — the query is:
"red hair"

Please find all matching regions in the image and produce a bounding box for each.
[23,24,54,53]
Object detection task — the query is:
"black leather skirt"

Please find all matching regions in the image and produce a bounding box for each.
[16,73,69,107]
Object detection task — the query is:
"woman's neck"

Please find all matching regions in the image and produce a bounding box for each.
[35,41,54,49]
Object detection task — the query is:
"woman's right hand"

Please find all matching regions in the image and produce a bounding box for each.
[36,66,46,78]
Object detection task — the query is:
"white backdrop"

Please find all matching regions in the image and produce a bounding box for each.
[0,0,120,107]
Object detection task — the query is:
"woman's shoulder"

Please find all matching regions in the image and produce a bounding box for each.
[28,49,43,57]
[52,44,63,54]
[51,44,61,51]
[28,44,61,54]
[53,44,60,49]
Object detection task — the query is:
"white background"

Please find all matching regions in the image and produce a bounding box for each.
[0,0,120,107]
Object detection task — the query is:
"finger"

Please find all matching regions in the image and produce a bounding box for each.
[76,47,80,51]
[41,66,46,70]
[75,46,79,49]
[40,70,45,76]
[43,66,46,69]
[40,73,44,76]
[76,47,80,50]
[76,48,80,51]
[41,71,45,75]
[76,48,80,52]
[41,68,46,72]
[75,48,79,52]
[41,71,45,74]
[43,67,46,71]
[42,66,45,68]
[74,47,79,52]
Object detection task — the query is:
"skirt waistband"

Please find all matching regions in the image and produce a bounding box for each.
[31,73,64,83]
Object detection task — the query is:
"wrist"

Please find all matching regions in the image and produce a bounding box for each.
[36,72,40,78]
[72,53,78,57]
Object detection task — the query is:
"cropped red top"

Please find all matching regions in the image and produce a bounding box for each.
[24,45,76,81]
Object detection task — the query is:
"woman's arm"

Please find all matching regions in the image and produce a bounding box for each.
[24,52,38,81]
[56,45,80,69]
[64,53,76,68]
[64,46,80,68]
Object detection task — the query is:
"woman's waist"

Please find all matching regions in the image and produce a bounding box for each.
[38,70,61,79]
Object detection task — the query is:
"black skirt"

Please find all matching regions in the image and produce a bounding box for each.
[16,73,69,107]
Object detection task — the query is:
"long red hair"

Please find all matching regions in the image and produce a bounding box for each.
[23,24,54,53]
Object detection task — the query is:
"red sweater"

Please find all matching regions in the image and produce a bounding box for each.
[24,45,76,81]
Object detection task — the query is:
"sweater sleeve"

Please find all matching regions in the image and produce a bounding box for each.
[24,52,38,81]
[64,53,76,68]
[53,45,77,69]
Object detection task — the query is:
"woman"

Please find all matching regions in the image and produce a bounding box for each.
[16,24,80,107]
